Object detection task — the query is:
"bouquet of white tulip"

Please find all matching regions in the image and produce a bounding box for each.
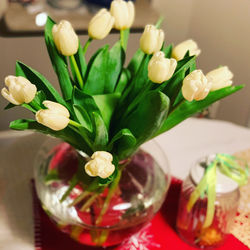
[2,0,242,197]
[1,0,244,246]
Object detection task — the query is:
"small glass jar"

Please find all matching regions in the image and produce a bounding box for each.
[176,155,240,248]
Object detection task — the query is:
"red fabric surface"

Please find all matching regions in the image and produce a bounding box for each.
[32,178,248,250]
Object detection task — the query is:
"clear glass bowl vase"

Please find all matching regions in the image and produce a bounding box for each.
[34,137,171,247]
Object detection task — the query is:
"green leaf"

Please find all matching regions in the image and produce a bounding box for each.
[161,68,186,105]
[21,103,36,113]
[171,60,197,107]
[93,93,120,129]
[105,41,125,93]
[130,54,150,97]
[184,50,190,58]
[72,88,101,133]
[113,55,151,133]
[44,16,73,100]
[73,104,92,132]
[162,44,173,58]
[127,48,145,76]
[69,124,94,151]
[72,87,101,117]
[114,68,131,94]
[123,91,170,146]
[10,119,34,130]
[83,46,104,81]
[121,54,150,107]
[108,128,137,160]
[9,119,92,155]
[20,91,46,114]
[84,45,109,95]
[98,165,118,186]
[16,61,69,110]
[4,103,15,110]
[175,55,196,73]
[92,112,109,150]
[33,90,46,107]
[155,85,244,136]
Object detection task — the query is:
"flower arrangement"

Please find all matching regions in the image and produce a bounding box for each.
[1,0,243,246]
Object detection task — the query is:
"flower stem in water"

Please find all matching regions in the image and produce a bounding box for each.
[80,193,99,212]
[96,168,122,225]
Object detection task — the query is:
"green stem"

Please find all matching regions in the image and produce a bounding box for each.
[70,226,83,240]
[80,193,99,212]
[60,176,78,202]
[29,99,41,111]
[120,29,126,51]
[82,37,93,55]
[155,16,164,28]
[70,55,84,89]
[69,178,100,207]
[96,169,122,225]
[96,230,109,246]
[69,191,90,207]
[69,120,82,128]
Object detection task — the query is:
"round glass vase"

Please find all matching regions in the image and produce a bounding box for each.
[34,137,171,247]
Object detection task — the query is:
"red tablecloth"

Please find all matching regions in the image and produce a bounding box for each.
[32,178,248,250]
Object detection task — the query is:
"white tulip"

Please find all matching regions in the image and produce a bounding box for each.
[172,39,201,61]
[140,24,165,55]
[92,151,113,162]
[88,9,115,40]
[85,151,115,179]
[36,101,70,131]
[110,0,135,30]
[1,76,37,105]
[52,20,78,56]
[182,70,211,102]
[206,66,233,91]
[148,51,177,84]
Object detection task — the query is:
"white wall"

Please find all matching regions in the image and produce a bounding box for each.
[188,0,250,126]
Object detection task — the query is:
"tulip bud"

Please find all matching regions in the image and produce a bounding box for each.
[140,24,165,54]
[36,101,70,131]
[148,51,177,84]
[85,151,115,179]
[52,20,78,56]
[206,66,233,91]
[1,76,37,105]
[172,39,201,61]
[110,0,135,30]
[182,70,211,102]
[88,9,115,40]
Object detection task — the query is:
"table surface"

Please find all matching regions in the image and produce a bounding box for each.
[1,118,250,250]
